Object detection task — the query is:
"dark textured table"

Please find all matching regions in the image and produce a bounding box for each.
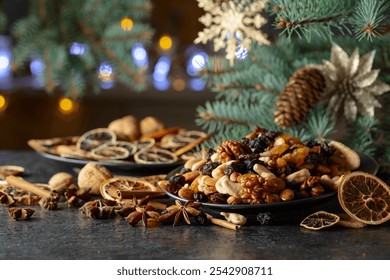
[1,150,389,260]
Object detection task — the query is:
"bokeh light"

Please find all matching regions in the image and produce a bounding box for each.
[187,51,208,76]
[70,42,86,56]
[172,78,186,91]
[235,46,248,60]
[131,44,148,67]
[58,97,75,114]
[30,58,45,76]
[159,35,173,51]
[0,94,7,111]
[121,18,134,31]
[189,78,206,91]
[98,62,113,82]
[153,56,171,82]
[0,54,10,71]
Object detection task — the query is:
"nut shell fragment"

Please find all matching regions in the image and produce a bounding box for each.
[0,165,25,180]
[220,212,247,225]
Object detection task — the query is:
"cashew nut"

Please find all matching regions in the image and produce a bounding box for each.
[220,212,247,225]
[328,140,360,170]
[285,168,310,183]
[215,175,242,196]
[320,174,344,192]
[253,163,276,180]
[184,158,202,170]
[211,160,236,180]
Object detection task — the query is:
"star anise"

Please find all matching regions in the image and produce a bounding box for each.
[118,196,160,228]
[8,207,35,221]
[64,184,91,207]
[79,199,118,219]
[159,200,201,226]
[0,190,15,206]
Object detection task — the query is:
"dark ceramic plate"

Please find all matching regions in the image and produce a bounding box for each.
[38,151,184,174]
[164,152,378,215]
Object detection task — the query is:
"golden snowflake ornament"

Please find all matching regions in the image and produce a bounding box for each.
[195,0,270,65]
[320,44,390,122]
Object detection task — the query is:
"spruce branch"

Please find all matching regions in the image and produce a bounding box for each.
[350,0,390,41]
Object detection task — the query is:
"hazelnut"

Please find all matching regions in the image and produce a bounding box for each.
[108,115,140,141]
[140,116,164,135]
[77,162,113,195]
[48,172,74,191]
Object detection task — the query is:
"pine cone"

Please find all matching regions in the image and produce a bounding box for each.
[274,66,326,128]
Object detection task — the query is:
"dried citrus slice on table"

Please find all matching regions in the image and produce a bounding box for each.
[300,211,340,230]
[338,171,390,225]
[76,128,116,152]
[134,148,178,164]
[100,177,164,201]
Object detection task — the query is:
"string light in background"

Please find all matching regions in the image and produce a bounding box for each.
[153,56,171,91]
[131,44,149,68]
[159,35,173,51]
[0,94,7,111]
[172,78,186,91]
[187,51,208,77]
[189,78,206,91]
[121,18,134,31]
[58,97,78,114]
[0,49,11,80]
[235,46,248,60]
[70,42,87,56]
[98,62,115,89]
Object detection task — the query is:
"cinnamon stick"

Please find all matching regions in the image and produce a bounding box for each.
[209,217,241,231]
[5,176,51,198]
[174,136,208,157]
[140,127,181,141]
[117,190,166,199]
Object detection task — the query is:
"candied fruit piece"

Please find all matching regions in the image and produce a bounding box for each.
[292,147,310,166]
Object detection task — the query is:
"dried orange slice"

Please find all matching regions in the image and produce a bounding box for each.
[133,138,156,151]
[134,148,178,164]
[300,211,340,230]
[91,146,130,161]
[76,128,116,152]
[176,130,208,143]
[338,171,390,225]
[100,177,164,201]
[99,141,137,156]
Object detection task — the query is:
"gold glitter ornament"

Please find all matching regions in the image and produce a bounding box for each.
[320,44,390,122]
[195,0,270,65]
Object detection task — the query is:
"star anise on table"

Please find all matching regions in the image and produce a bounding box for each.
[64,184,91,207]
[160,200,201,226]
[116,196,160,228]
[79,199,118,219]
[0,190,15,206]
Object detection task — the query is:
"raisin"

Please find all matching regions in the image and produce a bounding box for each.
[209,193,228,204]
[192,212,210,226]
[226,161,247,174]
[199,162,221,176]
[245,137,270,153]
[245,159,261,172]
[193,193,208,203]
[321,141,335,156]
[306,139,319,148]
[305,152,319,164]
[168,175,185,186]
[286,162,297,175]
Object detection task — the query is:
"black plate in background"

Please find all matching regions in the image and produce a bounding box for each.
[38,151,183,175]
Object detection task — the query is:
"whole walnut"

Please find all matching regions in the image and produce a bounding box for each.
[77,162,113,195]
[140,116,164,135]
[48,172,74,190]
[108,115,140,141]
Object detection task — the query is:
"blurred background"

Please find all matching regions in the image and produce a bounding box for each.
[0,0,219,149]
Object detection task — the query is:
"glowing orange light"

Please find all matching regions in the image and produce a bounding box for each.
[0,94,7,111]
[172,79,186,91]
[159,35,173,51]
[58,97,74,114]
[121,18,133,31]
